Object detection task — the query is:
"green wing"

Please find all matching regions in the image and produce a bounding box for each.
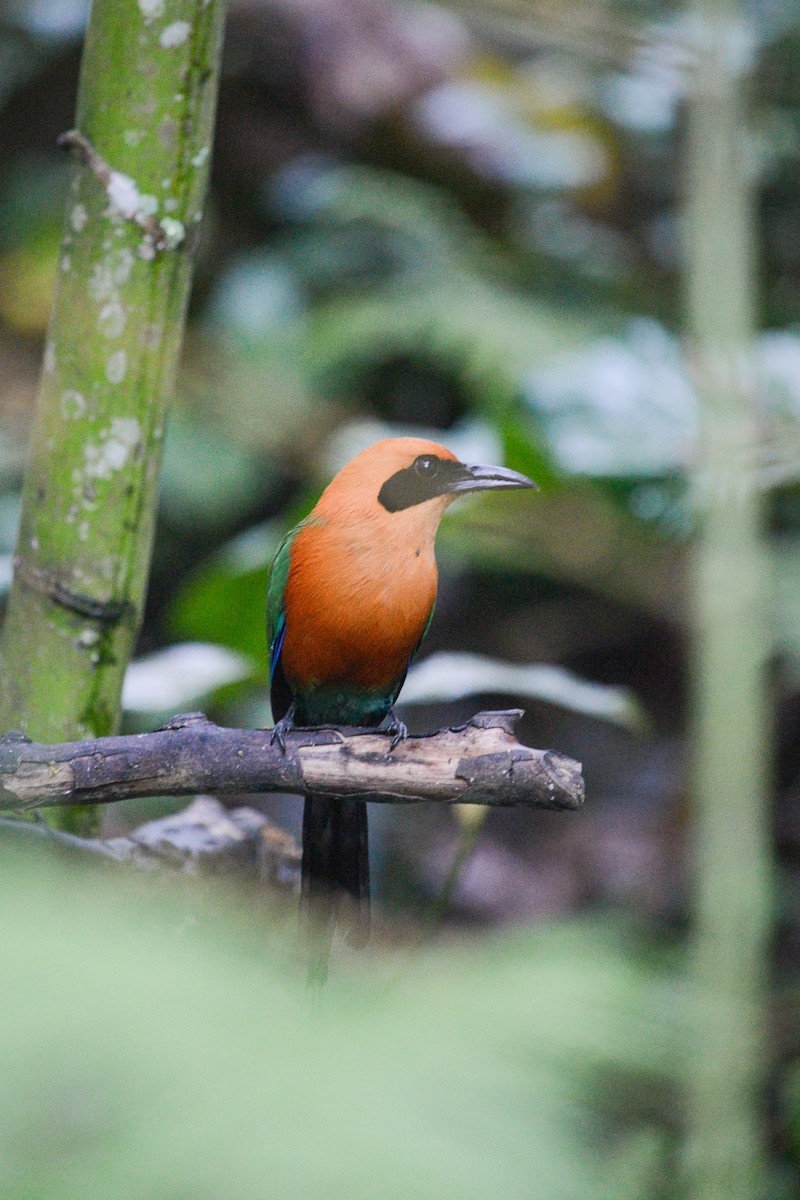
[390,602,435,707]
[267,517,324,679]
[266,528,296,675]
[417,604,435,655]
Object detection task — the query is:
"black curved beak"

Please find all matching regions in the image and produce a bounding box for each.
[448,462,539,496]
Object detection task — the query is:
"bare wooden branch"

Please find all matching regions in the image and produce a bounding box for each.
[57,130,178,251]
[0,710,584,814]
[0,798,301,886]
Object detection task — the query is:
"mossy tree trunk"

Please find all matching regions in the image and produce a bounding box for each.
[683,0,771,1194]
[0,0,225,833]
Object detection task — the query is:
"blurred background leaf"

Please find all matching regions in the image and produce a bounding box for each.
[1,843,679,1200]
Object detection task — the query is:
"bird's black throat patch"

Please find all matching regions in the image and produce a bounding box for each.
[378,455,471,512]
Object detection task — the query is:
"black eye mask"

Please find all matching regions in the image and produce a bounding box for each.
[378,456,537,513]
[377,456,473,512]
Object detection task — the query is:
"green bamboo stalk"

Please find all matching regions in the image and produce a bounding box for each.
[424,805,488,931]
[0,0,225,834]
[683,0,771,1194]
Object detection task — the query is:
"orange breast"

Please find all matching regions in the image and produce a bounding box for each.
[281,518,437,693]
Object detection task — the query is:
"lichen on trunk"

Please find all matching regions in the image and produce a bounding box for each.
[0,0,225,834]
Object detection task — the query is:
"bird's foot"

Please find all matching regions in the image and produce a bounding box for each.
[270,702,297,754]
[384,709,408,752]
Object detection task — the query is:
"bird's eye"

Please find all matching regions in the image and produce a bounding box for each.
[414,455,439,477]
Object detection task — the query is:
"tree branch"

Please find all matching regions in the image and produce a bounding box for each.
[57,130,183,252]
[0,710,584,814]
[0,797,301,887]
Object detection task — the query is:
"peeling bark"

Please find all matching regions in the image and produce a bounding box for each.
[0,711,584,814]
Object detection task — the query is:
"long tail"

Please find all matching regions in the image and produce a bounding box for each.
[301,796,370,980]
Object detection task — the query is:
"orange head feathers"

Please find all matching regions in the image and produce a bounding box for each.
[314,437,456,517]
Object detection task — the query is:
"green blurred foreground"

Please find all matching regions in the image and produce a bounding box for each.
[0,841,681,1200]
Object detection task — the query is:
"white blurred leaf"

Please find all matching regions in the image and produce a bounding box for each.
[526,321,800,482]
[0,554,13,598]
[402,651,646,730]
[526,318,696,477]
[122,643,254,715]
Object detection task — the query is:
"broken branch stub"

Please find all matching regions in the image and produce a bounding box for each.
[0,711,584,814]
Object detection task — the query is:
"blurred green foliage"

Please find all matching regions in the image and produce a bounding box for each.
[0,840,679,1200]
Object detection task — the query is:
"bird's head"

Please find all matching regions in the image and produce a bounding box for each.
[315,438,537,530]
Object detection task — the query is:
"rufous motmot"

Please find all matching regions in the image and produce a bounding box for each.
[266,437,536,947]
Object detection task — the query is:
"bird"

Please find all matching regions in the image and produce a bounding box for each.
[266,437,536,957]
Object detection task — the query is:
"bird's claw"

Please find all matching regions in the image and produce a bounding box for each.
[270,703,297,754]
[385,711,408,752]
